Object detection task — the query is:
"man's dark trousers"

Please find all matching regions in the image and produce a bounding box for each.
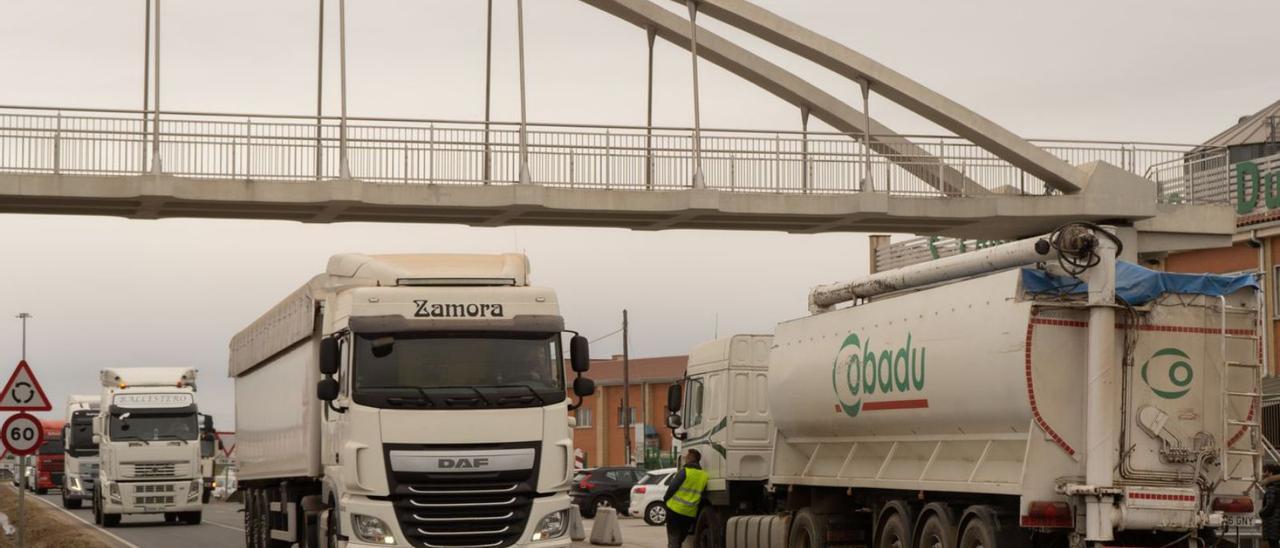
[666,512,696,548]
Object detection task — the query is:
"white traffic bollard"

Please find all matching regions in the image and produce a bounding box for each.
[588,507,624,546]
[569,504,586,541]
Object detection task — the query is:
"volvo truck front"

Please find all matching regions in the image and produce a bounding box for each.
[93,368,207,527]
[62,395,100,508]
[230,253,595,548]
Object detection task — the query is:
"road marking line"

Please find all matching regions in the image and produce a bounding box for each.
[203,518,245,532]
[21,490,141,548]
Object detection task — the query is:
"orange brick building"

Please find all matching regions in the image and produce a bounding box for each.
[564,355,686,469]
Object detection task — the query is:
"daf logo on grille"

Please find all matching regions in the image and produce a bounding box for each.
[390,448,535,473]
[438,457,490,469]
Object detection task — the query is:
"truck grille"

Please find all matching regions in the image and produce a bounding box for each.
[384,444,539,548]
[123,462,189,479]
[130,483,176,507]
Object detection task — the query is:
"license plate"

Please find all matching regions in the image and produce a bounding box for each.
[1225,513,1257,528]
[144,505,163,513]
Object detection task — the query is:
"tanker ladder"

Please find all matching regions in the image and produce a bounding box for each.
[1219,295,1264,486]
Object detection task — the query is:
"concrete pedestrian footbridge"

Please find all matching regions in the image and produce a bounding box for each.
[0,0,1235,244]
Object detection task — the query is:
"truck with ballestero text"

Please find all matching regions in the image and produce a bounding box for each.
[230,253,595,548]
[93,368,207,527]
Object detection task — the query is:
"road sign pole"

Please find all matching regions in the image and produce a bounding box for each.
[16,455,24,548]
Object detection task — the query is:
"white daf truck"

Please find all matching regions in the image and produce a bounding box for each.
[61,394,100,509]
[230,253,595,548]
[667,225,1264,548]
[93,368,207,527]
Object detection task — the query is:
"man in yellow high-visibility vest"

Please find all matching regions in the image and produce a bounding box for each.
[663,448,708,548]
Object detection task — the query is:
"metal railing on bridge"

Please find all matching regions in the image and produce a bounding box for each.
[0,105,1223,199]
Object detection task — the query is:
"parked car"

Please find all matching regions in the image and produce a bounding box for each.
[628,467,677,526]
[570,466,645,518]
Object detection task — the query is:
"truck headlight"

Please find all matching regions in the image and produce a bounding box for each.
[531,509,569,541]
[68,476,81,492]
[351,514,396,545]
[188,480,201,501]
[108,482,121,502]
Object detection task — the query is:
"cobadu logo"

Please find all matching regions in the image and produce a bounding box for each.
[438,457,490,469]
[413,300,505,318]
[831,332,927,417]
[1141,347,1194,400]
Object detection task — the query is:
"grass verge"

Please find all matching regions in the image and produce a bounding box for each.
[0,485,120,548]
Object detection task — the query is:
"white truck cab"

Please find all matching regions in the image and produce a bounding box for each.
[61,394,100,509]
[231,253,595,547]
[93,368,207,527]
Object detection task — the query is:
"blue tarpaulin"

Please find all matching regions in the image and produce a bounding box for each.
[1020,261,1258,306]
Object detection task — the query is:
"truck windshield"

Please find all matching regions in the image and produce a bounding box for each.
[109,412,199,442]
[352,332,566,408]
[69,411,98,456]
[39,438,62,455]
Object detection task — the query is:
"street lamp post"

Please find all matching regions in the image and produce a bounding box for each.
[13,312,31,548]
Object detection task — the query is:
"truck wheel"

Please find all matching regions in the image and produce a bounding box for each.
[959,507,1027,548]
[183,511,203,525]
[35,488,47,495]
[644,501,668,526]
[878,512,911,548]
[64,497,81,510]
[102,512,121,528]
[325,497,340,548]
[244,488,258,548]
[92,487,103,525]
[694,506,725,548]
[788,509,831,548]
[919,512,958,548]
[164,512,179,523]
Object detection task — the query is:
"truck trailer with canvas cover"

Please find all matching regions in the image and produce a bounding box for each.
[666,225,1264,548]
[62,394,100,508]
[230,253,595,548]
[93,368,207,527]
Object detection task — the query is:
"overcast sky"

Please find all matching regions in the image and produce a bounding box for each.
[0,0,1276,429]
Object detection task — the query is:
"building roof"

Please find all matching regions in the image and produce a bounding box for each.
[565,355,687,385]
[1202,99,1280,148]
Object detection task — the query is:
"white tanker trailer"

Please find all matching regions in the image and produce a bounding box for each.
[666,225,1263,548]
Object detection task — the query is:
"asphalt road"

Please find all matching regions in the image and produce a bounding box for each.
[28,491,669,548]
[32,492,244,548]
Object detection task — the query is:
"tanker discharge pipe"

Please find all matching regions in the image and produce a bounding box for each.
[809,234,1052,313]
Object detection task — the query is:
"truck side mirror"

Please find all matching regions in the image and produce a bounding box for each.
[319,337,340,376]
[666,414,683,429]
[203,415,214,432]
[570,335,590,373]
[573,377,595,398]
[317,378,340,401]
[667,384,682,412]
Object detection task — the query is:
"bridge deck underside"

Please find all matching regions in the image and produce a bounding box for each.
[0,172,1163,238]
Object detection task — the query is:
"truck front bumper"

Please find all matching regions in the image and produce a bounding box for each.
[100,479,204,515]
[340,492,572,547]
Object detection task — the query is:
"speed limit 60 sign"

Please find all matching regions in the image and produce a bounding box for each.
[2,412,44,456]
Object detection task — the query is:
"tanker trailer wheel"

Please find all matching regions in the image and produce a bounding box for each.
[787,509,831,548]
[917,511,958,548]
[958,515,996,548]
[958,507,1027,548]
[693,506,726,548]
[878,511,912,548]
